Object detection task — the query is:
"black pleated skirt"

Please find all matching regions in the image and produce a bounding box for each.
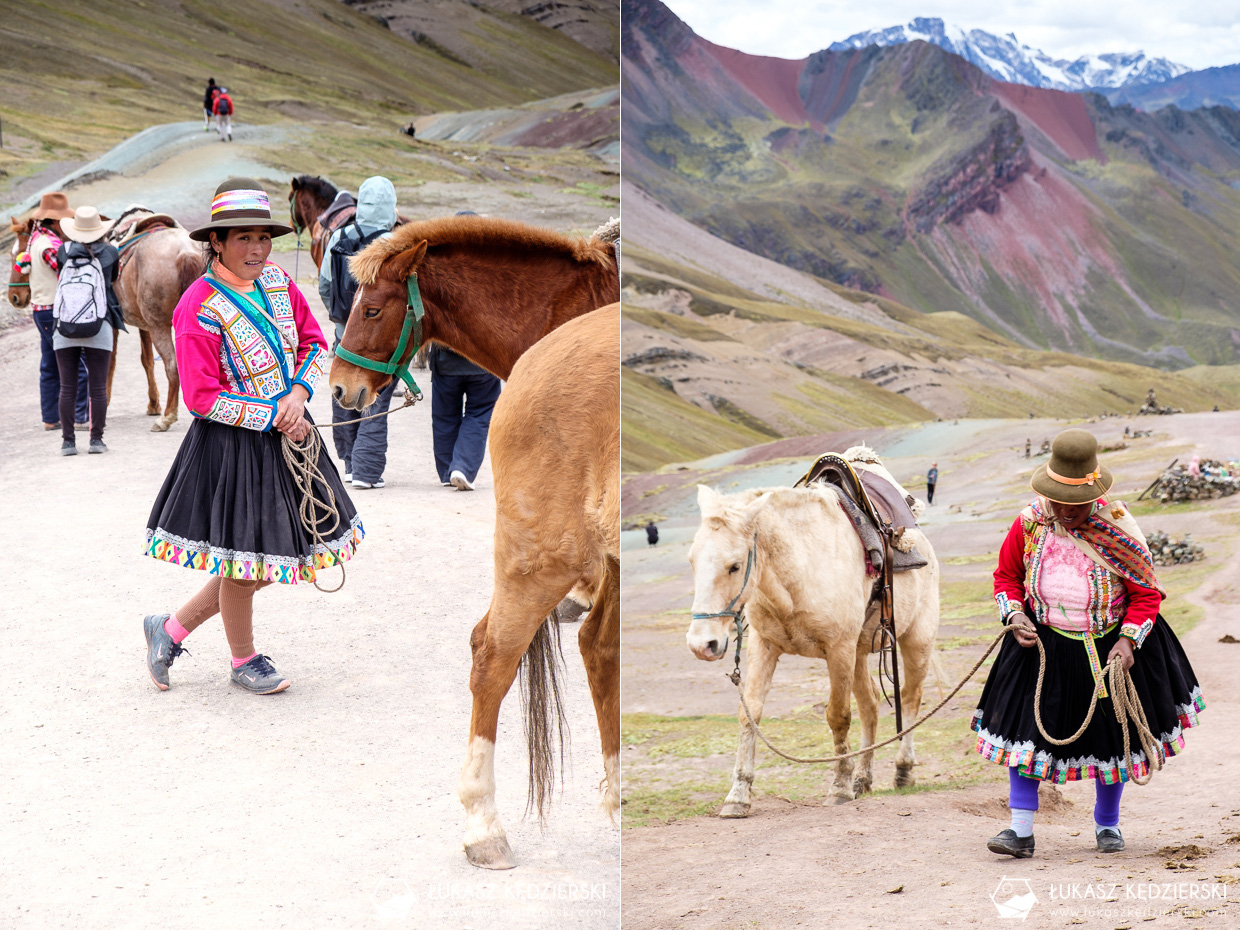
[971,616,1204,783]
[144,417,363,584]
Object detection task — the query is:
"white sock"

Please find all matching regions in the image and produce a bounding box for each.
[1095,822,1119,835]
[1010,808,1035,837]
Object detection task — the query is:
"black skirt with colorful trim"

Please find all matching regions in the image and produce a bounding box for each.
[144,417,363,584]
[971,615,1204,784]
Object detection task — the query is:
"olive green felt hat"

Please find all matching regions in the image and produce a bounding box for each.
[189,177,294,241]
[1030,428,1114,504]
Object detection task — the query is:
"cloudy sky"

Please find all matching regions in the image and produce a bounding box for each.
[660,0,1240,71]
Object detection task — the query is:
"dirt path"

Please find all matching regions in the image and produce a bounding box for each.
[621,414,1240,929]
[0,270,617,926]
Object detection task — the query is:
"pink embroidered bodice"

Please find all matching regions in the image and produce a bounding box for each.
[1032,530,1128,633]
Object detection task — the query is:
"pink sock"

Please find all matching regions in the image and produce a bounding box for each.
[231,652,258,669]
[164,615,191,644]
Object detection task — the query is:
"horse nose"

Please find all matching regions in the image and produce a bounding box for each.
[331,383,344,403]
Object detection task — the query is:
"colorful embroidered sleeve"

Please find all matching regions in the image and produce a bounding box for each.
[1119,575,1161,648]
[287,276,328,399]
[173,281,277,431]
[994,516,1030,623]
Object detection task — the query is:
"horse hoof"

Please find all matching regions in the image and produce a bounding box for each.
[150,420,171,433]
[894,768,916,789]
[146,407,160,417]
[464,837,516,870]
[719,803,750,819]
[853,778,873,796]
[828,793,855,806]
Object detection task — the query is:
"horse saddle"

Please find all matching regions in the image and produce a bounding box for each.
[315,191,356,237]
[111,211,180,249]
[795,453,928,574]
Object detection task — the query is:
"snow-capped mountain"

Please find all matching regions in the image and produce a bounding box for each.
[828,17,1189,91]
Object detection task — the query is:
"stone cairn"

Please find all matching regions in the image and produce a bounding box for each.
[1149,460,1240,502]
[1146,530,1205,565]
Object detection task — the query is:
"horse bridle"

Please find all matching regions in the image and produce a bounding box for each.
[691,531,758,683]
[332,273,425,398]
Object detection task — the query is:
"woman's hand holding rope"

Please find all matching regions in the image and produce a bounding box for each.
[275,385,312,441]
[1012,611,1135,671]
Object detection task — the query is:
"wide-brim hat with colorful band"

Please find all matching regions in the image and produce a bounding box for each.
[189,177,294,241]
[1030,428,1115,505]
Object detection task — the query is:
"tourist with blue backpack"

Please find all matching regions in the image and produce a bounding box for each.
[53,205,126,455]
[318,175,399,489]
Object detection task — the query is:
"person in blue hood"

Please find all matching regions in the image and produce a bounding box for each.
[318,176,398,489]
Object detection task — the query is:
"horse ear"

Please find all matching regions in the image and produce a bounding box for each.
[738,492,772,530]
[290,178,300,191]
[387,240,428,281]
[696,484,719,515]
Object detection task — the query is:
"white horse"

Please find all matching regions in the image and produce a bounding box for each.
[687,460,940,816]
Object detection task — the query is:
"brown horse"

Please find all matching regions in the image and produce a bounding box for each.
[288,175,349,271]
[328,215,619,869]
[105,208,204,430]
[7,215,33,309]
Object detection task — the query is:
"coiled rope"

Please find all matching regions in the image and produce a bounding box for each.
[280,426,346,593]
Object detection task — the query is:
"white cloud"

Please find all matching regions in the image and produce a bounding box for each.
[660,0,1240,71]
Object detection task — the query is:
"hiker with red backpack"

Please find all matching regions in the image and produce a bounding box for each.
[213,87,234,141]
[53,206,127,455]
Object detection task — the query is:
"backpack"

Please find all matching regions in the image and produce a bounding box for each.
[216,93,233,115]
[53,244,108,338]
[327,222,386,325]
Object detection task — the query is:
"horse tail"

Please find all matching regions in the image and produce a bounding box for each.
[176,249,205,296]
[520,611,569,823]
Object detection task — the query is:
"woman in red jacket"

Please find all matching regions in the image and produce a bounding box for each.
[141,178,362,695]
[974,429,1203,858]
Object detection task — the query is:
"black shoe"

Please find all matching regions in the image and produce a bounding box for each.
[89,439,107,454]
[987,829,1035,858]
[1096,827,1124,853]
[61,441,77,456]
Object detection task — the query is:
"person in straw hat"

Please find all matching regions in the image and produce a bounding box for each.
[141,178,362,695]
[54,205,126,455]
[25,191,90,432]
[974,428,1203,858]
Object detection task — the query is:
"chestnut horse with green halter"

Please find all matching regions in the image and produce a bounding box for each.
[7,215,33,309]
[328,214,619,869]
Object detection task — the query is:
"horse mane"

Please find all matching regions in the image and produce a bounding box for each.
[292,175,337,202]
[349,215,615,286]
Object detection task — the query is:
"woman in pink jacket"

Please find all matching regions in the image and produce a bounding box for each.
[142,178,362,695]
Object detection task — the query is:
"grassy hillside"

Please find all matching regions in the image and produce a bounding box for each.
[0,0,617,191]
[621,241,1240,472]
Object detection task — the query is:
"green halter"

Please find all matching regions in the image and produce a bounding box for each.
[333,273,424,397]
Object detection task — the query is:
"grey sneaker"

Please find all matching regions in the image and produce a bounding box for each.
[61,441,77,456]
[89,439,107,454]
[230,654,290,694]
[144,613,186,691]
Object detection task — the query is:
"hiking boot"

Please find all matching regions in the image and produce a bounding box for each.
[230,655,290,694]
[450,469,474,491]
[144,612,186,691]
[1096,827,1125,853]
[89,439,107,454]
[987,829,1035,858]
[61,441,77,456]
[351,477,385,489]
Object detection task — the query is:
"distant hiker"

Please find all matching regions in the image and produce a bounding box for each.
[1123,426,1130,437]
[429,211,503,492]
[202,78,217,129]
[1213,405,1220,412]
[318,176,399,489]
[213,87,234,142]
[645,521,659,547]
[26,192,90,432]
[1188,455,1201,477]
[926,461,938,504]
[54,206,126,455]
[1025,438,1031,458]
[143,177,362,696]
[1146,386,1158,409]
